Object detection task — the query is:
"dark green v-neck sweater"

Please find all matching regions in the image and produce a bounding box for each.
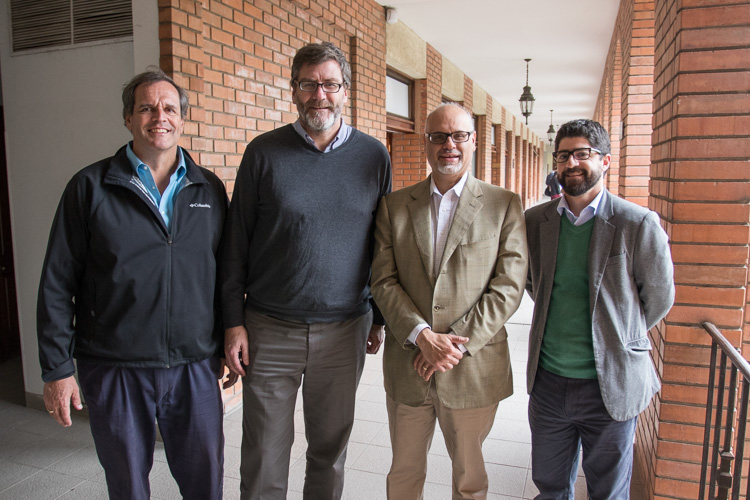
[539,215,598,379]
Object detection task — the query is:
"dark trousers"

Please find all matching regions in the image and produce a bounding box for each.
[529,367,636,500]
[238,310,371,500]
[78,357,224,500]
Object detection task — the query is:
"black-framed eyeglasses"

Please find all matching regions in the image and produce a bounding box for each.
[426,131,473,145]
[296,81,344,93]
[552,147,603,163]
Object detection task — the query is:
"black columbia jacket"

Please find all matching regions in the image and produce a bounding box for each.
[37,144,227,382]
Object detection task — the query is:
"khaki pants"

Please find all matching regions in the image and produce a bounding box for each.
[386,382,499,500]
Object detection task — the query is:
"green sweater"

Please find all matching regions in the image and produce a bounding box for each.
[539,215,597,379]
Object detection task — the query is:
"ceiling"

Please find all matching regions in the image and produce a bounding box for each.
[375,0,621,140]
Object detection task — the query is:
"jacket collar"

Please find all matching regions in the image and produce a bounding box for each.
[104,143,209,186]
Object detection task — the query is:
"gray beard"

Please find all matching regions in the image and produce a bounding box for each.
[297,101,340,132]
[436,163,464,175]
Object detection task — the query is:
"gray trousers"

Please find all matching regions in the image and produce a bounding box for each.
[238,309,371,500]
[529,367,637,500]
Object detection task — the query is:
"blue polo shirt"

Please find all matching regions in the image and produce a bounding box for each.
[126,143,187,232]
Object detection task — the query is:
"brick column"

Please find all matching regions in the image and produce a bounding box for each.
[618,0,655,206]
[607,51,622,197]
[475,97,493,184]
[492,123,506,187]
[643,1,750,499]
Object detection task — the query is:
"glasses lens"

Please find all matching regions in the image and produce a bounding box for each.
[553,152,569,163]
[572,149,591,160]
[428,133,448,144]
[298,82,316,91]
[451,132,470,143]
[322,83,341,93]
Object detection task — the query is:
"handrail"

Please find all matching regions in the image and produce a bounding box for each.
[702,322,750,379]
[699,322,750,500]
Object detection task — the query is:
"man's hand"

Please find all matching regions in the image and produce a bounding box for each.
[218,358,240,389]
[367,324,385,354]
[224,326,250,377]
[413,352,438,381]
[44,376,83,427]
[414,328,468,375]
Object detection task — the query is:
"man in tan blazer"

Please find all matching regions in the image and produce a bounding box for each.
[371,103,528,500]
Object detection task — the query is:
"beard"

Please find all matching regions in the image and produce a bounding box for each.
[295,97,342,132]
[559,167,602,197]
[435,150,466,175]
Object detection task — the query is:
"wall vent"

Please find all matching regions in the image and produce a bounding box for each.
[11,0,132,52]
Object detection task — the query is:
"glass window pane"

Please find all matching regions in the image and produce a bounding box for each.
[386,76,410,119]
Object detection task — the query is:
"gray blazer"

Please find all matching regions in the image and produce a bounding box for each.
[524,190,674,421]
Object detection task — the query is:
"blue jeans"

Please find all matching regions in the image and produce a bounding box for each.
[78,357,224,500]
[529,367,636,500]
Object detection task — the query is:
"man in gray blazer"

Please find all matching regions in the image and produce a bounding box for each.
[524,119,674,499]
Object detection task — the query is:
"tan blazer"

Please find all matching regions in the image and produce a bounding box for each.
[371,175,528,409]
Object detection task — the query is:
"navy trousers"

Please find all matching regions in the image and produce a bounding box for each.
[529,367,636,500]
[78,357,224,500]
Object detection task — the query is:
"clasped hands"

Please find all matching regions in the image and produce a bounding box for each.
[413,328,468,381]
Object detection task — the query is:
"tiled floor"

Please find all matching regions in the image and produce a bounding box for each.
[0,294,595,499]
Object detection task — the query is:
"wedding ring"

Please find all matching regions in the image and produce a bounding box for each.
[48,410,54,414]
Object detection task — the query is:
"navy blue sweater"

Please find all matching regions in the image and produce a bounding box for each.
[220,124,391,326]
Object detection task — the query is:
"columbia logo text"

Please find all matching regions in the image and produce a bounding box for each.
[190,203,211,208]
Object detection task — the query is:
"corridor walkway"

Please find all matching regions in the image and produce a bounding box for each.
[0,294,598,499]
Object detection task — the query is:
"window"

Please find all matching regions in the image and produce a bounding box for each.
[386,70,414,133]
[11,0,132,52]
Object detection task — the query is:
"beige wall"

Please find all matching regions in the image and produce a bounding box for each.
[0,0,160,400]
[385,22,426,79]
[441,57,464,102]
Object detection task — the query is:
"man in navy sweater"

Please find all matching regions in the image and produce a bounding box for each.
[220,42,391,499]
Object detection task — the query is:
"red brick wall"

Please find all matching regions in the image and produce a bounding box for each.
[648,0,750,498]
[596,0,750,498]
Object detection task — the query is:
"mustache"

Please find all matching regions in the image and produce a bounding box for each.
[563,168,584,176]
[304,100,333,111]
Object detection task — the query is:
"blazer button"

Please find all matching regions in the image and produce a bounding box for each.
[433,305,441,311]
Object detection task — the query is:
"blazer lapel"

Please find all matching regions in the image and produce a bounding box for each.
[588,190,616,313]
[407,179,436,286]
[438,176,483,273]
[539,200,561,307]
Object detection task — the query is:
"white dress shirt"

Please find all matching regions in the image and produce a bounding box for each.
[407,172,470,351]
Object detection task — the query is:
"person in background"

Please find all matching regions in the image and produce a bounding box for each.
[545,167,562,199]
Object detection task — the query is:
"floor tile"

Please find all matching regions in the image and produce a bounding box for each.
[0,469,82,500]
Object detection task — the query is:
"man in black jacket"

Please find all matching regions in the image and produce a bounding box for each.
[37,68,231,500]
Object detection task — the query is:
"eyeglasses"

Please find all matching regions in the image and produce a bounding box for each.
[552,147,603,163]
[426,131,473,145]
[296,81,344,93]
